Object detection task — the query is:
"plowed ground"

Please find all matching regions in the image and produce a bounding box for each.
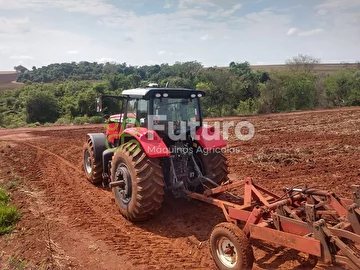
[1,107,360,269]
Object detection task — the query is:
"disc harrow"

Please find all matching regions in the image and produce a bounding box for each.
[187,178,360,269]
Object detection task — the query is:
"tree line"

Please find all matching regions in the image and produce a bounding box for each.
[1,55,359,128]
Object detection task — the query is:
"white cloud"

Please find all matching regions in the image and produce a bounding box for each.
[200,34,213,41]
[315,0,360,12]
[164,0,174,8]
[178,0,215,9]
[287,27,298,35]
[10,55,34,59]
[210,3,242,18]
[298,28,324,36]
[0,0,43,10]
[226,3,242,15]
[1,25,97,68]
[317,9,328,16]
[67,50,79,54]
[158,50,173,56]
[97,10,210,35]
[235,10,291,26]
[0,0,121,16]
[98,57,117,63]
[0,16,30,34]
[54,0,119,16]
[177,9,208,17]
[287,27,324,37]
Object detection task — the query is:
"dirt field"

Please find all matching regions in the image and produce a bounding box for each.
[0,71,22,92]
[1,107,360,269]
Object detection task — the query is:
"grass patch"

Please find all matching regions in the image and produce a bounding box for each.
[4,179,20,191]
[1,172,21,191]
[0,188,20,235]
[6,256,28,270]
[26,122,41,128]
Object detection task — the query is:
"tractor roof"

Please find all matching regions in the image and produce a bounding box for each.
[122,88,206,99]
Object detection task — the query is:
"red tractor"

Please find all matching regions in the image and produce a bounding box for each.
[83,87,229,221]
[83,87,360,270]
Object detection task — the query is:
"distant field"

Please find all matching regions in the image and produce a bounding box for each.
[0,71,22,92]
[212,63,359,74]
[249,63,359,74]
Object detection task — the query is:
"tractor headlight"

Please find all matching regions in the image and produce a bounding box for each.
[155,93,161,98]
[163,93,169,97]
[191,94,196,98]
[197,94,202,98]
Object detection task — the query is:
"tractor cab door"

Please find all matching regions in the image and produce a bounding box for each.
[137,99,148,127]
[103,96,127,145]
[122,98,148,128]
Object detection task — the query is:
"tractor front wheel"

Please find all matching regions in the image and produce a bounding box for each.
[210,222,254,270]
[110,142,164,221]
[83,138,103,184]
[199,152,229,186]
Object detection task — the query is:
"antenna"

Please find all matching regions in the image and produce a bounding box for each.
[165,81,169,88]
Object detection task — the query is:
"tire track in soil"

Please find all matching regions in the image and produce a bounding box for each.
[12,140,218,269]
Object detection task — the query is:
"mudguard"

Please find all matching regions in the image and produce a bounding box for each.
[195,126,227,150]
[102,149,114,175]
[86,133,108,163]
[120,127,170,158]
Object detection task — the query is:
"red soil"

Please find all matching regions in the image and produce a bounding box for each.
[1,107,359,269]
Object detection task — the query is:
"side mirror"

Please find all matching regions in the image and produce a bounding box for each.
[96,97,102,112]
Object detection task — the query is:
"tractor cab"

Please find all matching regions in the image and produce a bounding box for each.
[98,88,205,147]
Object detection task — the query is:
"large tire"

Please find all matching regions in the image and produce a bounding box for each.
[110,142,164,221]
[199,152,229,186]
[210,222,254,270]
[83,138,103,184]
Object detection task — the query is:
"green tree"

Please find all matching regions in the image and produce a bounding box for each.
[324,70,354,106]
[14,65,28,73]
[77,89,98,117]
[258,75,287,113]
[26,92,60,123]
[286,73,316,110]
[229,61,266,100]
[128,74,141,88]
[229,61,252,77]
[286,54,321,75]
[197,69,244,116]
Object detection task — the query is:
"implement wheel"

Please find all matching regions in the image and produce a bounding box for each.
[110,141,164,221]
[83,138,103,184]
[210,222,254,270]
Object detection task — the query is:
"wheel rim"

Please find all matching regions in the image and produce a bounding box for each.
[84,150,92,174]
[216,236,238,268]
[114,163,132,204]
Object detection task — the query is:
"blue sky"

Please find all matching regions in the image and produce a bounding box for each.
[0,0,359,70]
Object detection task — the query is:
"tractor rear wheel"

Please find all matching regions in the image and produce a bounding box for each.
[110,141,164,221]
[210,222,254,270]
[199,152,229,186]
[83,138,103,184]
